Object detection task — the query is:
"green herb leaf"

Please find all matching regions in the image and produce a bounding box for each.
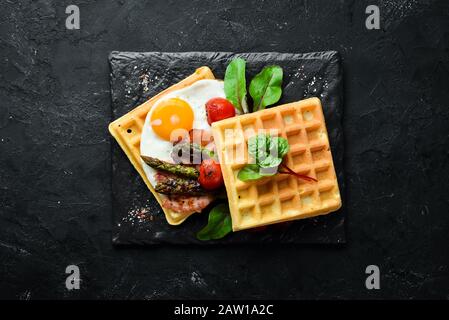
[259,155,282,168]
[247,134,258,158]
[249,65,283,111]
[273,137,290,158]
[247,134,289,164]
[224,58,248,114]
[247,133,268,162]
[237,164,264,181]
[238,134,290,182]
[196,204,232,241]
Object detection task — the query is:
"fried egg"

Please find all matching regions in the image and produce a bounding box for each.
[140,79,225,187]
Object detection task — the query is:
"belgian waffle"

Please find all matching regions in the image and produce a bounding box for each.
[108,67,216,225]
[212,98,341,231]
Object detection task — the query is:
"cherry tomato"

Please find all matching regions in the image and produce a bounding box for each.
[205,98,236,125]
[198,159,224,190]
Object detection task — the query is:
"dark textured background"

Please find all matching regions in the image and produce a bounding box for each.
[0,0,448,299]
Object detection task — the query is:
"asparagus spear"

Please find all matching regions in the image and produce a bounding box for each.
[141,155,199,179]
[171,142,214,165]
[154,175,207,196]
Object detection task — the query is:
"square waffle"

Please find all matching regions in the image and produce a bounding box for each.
[108,66,215,225]
[212,97,342,231]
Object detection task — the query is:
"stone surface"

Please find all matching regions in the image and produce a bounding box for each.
[0,0,448,299]
[110,51,345,245]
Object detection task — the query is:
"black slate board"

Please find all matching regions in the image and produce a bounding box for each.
[110,51,345,245]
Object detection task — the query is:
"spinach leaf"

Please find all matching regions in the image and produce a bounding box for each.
[237,164,264,181]
[273,137,290,158]
[224,58,248,114]
[249,65,283,111]
[259,155,282,168]
[248,134,289,164]
[238,163,278,181]
[247,133,268,162]
[238,134,290,181]
[196,203,232,241]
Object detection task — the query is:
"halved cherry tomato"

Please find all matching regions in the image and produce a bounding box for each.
[205,98,236,125]
[198,159,223,190]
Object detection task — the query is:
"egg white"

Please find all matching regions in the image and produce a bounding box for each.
[140,79,225,188]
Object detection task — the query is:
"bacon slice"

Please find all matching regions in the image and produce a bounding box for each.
[161,194,214,214]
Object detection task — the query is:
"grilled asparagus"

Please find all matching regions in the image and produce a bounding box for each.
[171,142,213,165]
[141,155,199,179]
[154,172,207,196]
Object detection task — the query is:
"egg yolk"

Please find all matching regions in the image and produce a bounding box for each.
[150,98,194,141]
